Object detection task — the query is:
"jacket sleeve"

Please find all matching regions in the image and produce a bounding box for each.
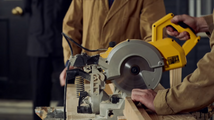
[154,13,214,115]
[204,14,214,36]
[62,0,83,64]
[140,0,166,42]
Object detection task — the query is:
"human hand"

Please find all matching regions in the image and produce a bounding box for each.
[167,14,208,40]
[59,66,74,86]
[131,89,157,112]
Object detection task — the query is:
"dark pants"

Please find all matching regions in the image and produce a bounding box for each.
[30,56,64,120]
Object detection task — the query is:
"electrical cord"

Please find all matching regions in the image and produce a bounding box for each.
[61,33,107,54]
[61,33,73,56]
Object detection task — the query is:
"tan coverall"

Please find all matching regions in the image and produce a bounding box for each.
[62,0,166,63]
[154,11,214,115]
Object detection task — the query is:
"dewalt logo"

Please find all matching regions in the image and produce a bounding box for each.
[167,55,180,65]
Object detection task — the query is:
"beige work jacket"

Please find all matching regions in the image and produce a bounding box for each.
[154,11,214,115]
[62,0,166,63]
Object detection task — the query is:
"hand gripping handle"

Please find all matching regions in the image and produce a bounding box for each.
[152,13,201,56]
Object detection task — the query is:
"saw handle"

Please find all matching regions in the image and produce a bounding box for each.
[152,13,201,56]
[169,21,196,34]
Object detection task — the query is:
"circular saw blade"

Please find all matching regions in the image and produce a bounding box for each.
[112,56,154,96]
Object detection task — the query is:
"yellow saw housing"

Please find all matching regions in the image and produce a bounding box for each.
[100,13,200,71]
[149,13,200,71]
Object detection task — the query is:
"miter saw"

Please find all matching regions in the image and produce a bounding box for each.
[63,13,201,120]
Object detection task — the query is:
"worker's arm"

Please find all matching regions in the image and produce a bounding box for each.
[166,14,213,40]
[154,13,214,115]
[132,13,214,115]
[140,0,166,42]
[154,44,214,115]
[62,0,83,64]
[60,0,83,86]
[203,14,214,35]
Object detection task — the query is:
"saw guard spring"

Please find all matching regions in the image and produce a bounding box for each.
[75,76,85,98]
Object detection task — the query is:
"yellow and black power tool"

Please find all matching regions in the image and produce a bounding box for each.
[63,13,200,120]
[99,13,201,95]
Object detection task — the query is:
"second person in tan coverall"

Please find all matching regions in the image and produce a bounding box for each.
[60,0,166,86]
[131,10,214,115]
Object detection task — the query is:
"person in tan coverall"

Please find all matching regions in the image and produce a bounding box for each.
[131,11,214,115]
[60,0,166,86]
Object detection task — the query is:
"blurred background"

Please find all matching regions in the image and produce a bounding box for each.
[0,0,213,120]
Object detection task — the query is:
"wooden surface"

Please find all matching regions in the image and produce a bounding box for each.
[66,84,95,120]
[170,68,182,87]
[123,97,152,120]
[117,116,126,120]
[123,96,196,120]
[149,113,197,120]
[104,83,114,94]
